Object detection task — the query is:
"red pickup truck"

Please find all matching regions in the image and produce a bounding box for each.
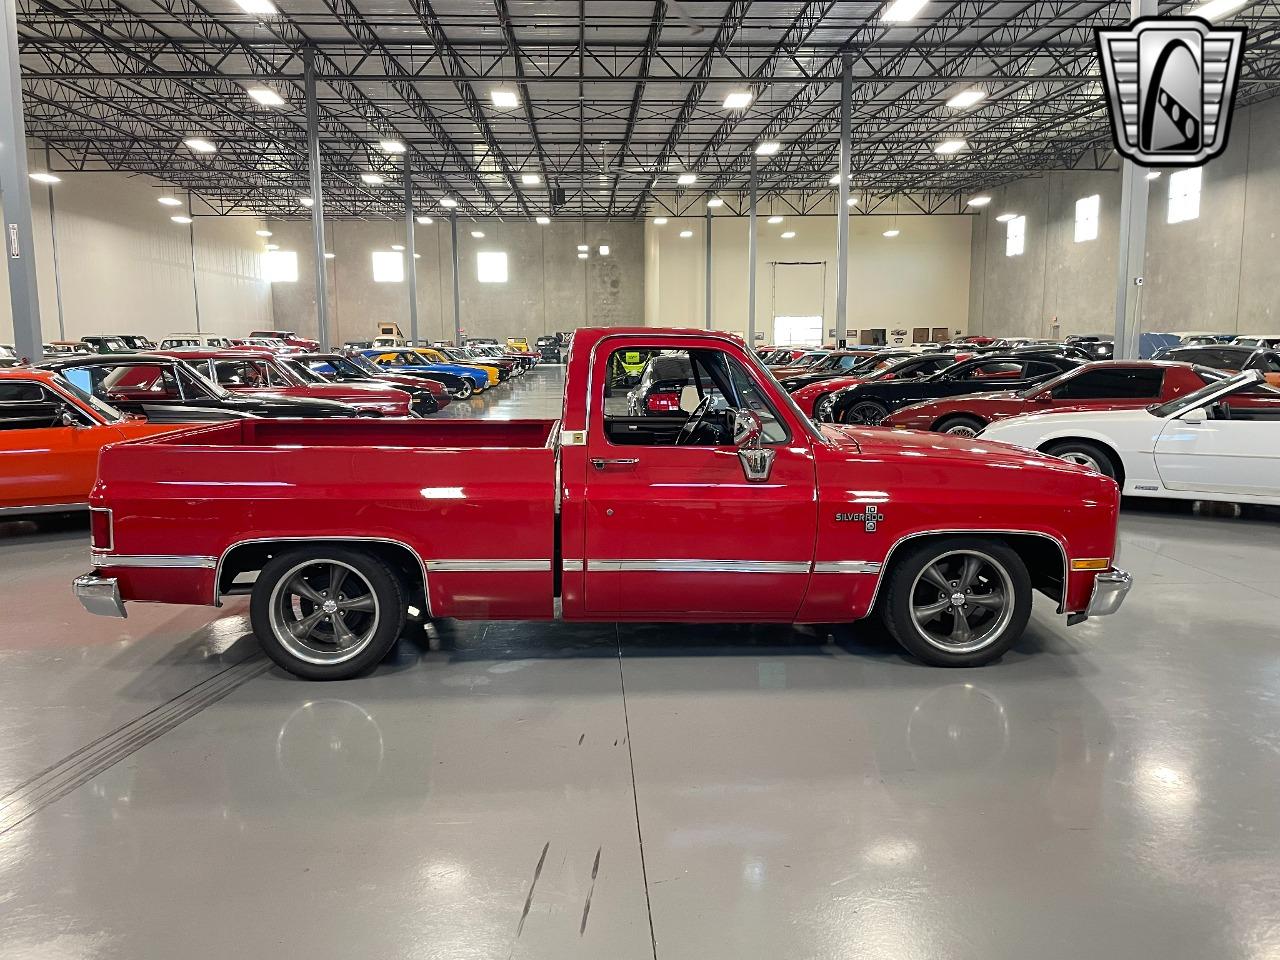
[74,327,1131,679]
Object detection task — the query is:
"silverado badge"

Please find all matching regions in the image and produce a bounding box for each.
[836,506,883,532]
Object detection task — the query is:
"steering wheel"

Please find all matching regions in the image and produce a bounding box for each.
[675,393,714,446]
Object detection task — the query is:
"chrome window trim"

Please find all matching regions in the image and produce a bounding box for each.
[92,552,217,569]
[424,559,552,573]
[214,536,432,614]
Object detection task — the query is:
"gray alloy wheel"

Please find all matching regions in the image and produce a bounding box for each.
[268,558,381,666]
[452,380,473,400]
[1043,439,1119,480]
[813,393,836,421]
[843,400,889,426]
[936,415,986,438]
[906,550,1015,654]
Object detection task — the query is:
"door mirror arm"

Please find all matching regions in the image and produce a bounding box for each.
[59,406,88,428]
[732,409,775,482]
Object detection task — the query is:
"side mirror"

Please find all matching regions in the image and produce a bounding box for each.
[732,408,775,482]
[59,406,86,428]
[1181,405,1207,424]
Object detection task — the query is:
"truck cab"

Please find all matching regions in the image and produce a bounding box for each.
[75,327,1130,680]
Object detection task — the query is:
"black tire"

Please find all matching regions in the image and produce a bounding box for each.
[452,380,473,400]
[879,536,1032,667]
[250,547,406,680]
[841,400,889,426]
[934,414,986,437]
[1042,439,1120,481]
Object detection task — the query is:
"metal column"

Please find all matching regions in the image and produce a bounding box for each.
[1,0,42,363]
[304,50,330,348]
[1113,0,1156,360]
[450,213,462,346]
[704,208,712,330]
[187,202,201,332]
[835,53,852,343]
[404,162,418,345]
[747,154,758,347]
[47,181,65,339]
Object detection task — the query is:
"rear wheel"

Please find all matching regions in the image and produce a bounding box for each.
[879,537,1031,667]
[934,414,986,437]
[250,547,406,680]
[1043,439,1120,481]
[842,400,889,426]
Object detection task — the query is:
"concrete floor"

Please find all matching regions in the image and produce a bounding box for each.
[3,364,1280,960]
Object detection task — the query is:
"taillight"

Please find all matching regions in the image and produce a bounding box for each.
[90,508,113,551]
[646,391,681,413]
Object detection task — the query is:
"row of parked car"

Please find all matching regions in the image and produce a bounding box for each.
[0,329,543,518]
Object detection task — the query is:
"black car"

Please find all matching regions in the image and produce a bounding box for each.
[39,355,361,419]
[285,353,440,415]
[535,335,563,363]
[1153,343,1256,371]
[820,352,1085,425]
[776,350,916,393]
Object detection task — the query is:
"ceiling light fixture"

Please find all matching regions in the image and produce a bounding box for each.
[416,215,433,224]
[829,173,845,185]
[536,216,551,225]
[767,215,784,224]
[679,230,694,238]
[677,173,697,186]
[158,195,182,206]
[360,173,385,186]
[967,195,992,207]
[847,197,858,207]
[491,88,519,109]
[299,196,314,207]
[881,0,928,21]
[1194,0,1251,21]
[234,0,277,13]
[781,231,796,239]
[391,244,405,251]
[653,217,668,225]
[722,90,753,110]
[883,229,901,237]
[754,141,782,156]
[255,229,272,237]
[934,139,967,155]
[471,230,485,238]
[246,86,286,107]
[577,252,589,260]
[440,197,458,208]
[521,173,542,185]
[264,243,279,250]
[183,137,216,153]
[598,245,610,256]
[577,244,589,252]
[1146,171,1162,181]
[996,212,1018,223]
[707,197,724,208]
[29,172,60,184]
[379,139,406,154]
[324,252,335,259]
[946,88,986,109]
[171,215,193,224]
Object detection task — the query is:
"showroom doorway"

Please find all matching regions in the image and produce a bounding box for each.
[771,262,826,345]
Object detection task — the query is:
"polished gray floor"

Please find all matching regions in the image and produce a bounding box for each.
[3,364,1280,959]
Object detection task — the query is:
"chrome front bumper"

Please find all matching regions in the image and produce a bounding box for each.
[73,573,127,619]
[1086,568,1132,617]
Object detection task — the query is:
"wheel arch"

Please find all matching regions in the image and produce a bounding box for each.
[216,536,429,612]
[1036,435,1127,486]
[869,529,1069,614]
[930,411,987,432]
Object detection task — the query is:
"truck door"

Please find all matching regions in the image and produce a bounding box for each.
[583,343,817,618]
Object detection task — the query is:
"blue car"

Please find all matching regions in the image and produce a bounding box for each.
[359,348,488,400]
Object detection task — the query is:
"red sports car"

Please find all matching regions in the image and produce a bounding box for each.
[790,353,958,418]
[883,360,1222,437]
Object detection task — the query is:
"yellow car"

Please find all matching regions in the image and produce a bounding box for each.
[506,337,530,351]
[414,348,499,387]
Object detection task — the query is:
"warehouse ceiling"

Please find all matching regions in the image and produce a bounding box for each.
[17,0,1280,219]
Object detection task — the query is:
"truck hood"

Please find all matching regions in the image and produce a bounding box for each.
[816,422,1098,479]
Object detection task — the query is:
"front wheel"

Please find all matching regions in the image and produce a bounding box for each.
[452,380,473,400]
[934,414,986,437]
[1043,439,1120,481]
[879,537,1032,667]
[250,547,406,680]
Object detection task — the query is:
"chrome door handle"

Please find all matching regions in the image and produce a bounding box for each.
[591,458,640,470]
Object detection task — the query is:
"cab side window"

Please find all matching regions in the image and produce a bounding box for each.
[603,347,787,447]
[0,381,72,430]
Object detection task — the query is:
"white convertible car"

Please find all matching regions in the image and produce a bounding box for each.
[980,370,1280,506]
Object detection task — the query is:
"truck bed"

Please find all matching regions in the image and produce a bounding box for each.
[136,417,559,450]
[92,417,560,619]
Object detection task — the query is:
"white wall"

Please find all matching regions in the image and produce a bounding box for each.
[0,159,272,347]
[645,209,973,343]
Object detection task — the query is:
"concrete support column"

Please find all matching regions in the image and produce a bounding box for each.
[304,50,330,347]
[1,0,43,362]
[1113,0,1157,360]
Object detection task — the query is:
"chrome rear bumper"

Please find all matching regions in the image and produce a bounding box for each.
[73,573,127,618]
[1086,568,1132,617]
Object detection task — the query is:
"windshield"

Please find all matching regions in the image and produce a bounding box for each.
[347,354,383,375]
[1150,371,1278,417]
[51,371,125,423]
[284,359,328,384]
